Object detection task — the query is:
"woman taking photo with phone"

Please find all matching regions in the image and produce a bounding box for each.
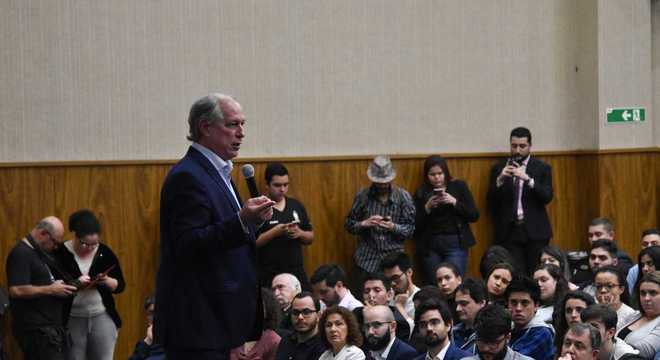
[55,209,125,360]
[414,155,479,283]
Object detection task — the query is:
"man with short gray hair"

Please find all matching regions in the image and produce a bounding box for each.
[558,323,601,360]
[272,273,302,331]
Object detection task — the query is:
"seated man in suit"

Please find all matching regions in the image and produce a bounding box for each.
[413,300,469,360]
[363,305,418,360]
[353,273,411,341]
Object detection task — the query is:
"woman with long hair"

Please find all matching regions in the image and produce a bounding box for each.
[318,306,365,360]
[592,265,637,331]
[632,246,660,305]
[552,290,595,355]
[533,263,569,323]
[435,262,463,323]
[485,262,513,306]
[539,244,578,289]
[617,271,660,358]
[414,155,479,282]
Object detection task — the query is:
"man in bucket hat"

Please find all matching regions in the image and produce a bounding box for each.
[345,155,416,298]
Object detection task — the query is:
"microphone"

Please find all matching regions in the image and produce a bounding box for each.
[241,164,260,198]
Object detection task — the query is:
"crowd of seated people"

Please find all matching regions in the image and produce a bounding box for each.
[4,127,660,360]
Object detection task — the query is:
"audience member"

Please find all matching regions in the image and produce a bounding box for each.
[533,263,569,323]
[230,288,281,360]
[631,245,660,301]
[586,218,634,276]
[256,163,314,290]
[592,266,637,331]
[271,273,302,331]
[362,305,417,360]
[128,295,164,360]
[345,156,416,294]
[617,271,660,358]
[55,209,125,360]
[461,304,534,360]
[553,291,596,354]
[311,264,363,311]
[540,244,577,287]
[275,291,326,360]
[435,262,463,323]
[6,217,76,360]
[581,240,620,296]
[412,300,469,360]
[505,276,555,360]
[558,323,601,360]
[408,286,446,353]
[319,306,366,360]
[478,246,516,280]
[381,252,420,322]
[580,304,639,360]
[353,273,411,341]
[485,263,513,305]
[451,278,487,354]
[413,155,479,280]
[487,126,553,275]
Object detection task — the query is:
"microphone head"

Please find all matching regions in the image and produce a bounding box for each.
[241,164,255,179]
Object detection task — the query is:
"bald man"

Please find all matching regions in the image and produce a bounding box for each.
[6,217,78,360]
[363,305,418,360]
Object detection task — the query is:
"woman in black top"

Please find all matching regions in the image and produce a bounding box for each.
[414,155,479,283]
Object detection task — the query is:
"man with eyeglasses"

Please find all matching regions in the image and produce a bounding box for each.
[275,291,325,360]
[381,252,420,323]
[462,304,533,360]
[413,300,468,360]
[6,217,78,360]
[362,305,417,360]
[558,323,601,360]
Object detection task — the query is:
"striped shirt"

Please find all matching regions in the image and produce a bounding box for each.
[345,185,415,273]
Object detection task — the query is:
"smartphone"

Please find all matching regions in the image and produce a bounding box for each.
[507,159,520,168]
[382,215,391,222]
[433,188,445,195]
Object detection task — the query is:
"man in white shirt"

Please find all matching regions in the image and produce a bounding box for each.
[310,264,363,311]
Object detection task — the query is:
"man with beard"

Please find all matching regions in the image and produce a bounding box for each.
[310,264,363,311]
[462,304,534,360]
[505,276,555,360]
[362,305,417,360]
[381,252,420,323]
[353,273,411,341]
[275,291,325,360]
[413,300,469,360]
[345,156,416,295]
[557,323,601,360]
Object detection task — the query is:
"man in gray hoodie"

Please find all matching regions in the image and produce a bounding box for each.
[505,276,555,360]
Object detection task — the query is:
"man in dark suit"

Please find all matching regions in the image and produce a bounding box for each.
[155,93,275,360]
[413,300,470,360]
[363,305,418,360]
[487,127,553,274]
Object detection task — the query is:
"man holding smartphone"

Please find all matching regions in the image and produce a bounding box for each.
[345,155,416,297]
[487,127,554,275]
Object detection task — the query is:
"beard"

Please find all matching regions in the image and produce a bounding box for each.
[424,332,446,347]
[365,331,391,351]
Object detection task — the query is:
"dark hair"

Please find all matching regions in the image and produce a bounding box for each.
[619,354,648,360]
[318,306,363,348]
[486,263,514,301]
[310,264,346,287]
[144,295,156,310]
[265,162,289,184]
[642,228,660,238]
[380,252,412,272]
[580,304,617,332]
[505,276,541,305]
[436,262,461,278]
[479,246,516,279]
[539,244,572,281]
[292,291,321,312]
[633,246,660,308]
[261,287,281,330]
[636,271,660,316]
[473,304,512,341]
[594,265,630,305]
[590,217,614,232]
[590,239,618,258]
[363,272,392,292]
[415,299,453,326]
[422,155,452,186]
[534,263,570,306]
[566,323,601,351]
[412,285,445,305]
[553,291,596,352]
[69,209,101,238]
[510,127,532,144]
[456,278,488,304]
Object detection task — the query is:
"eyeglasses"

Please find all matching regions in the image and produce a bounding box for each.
[79,238,99,249]
[386,273,404,283]
[362,321,391,331]
[417,318,444,329]
[595,283,621,291]
[291,308,316,317]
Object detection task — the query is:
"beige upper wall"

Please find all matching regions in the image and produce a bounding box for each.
[0,0,654,162]
[655,0,660,147]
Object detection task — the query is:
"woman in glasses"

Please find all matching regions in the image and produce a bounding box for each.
[55,209,125,360]
[593,265,638,331]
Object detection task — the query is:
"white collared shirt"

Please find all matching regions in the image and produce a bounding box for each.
[426,341,450,360]
[370,336,396,360]
[338,289,364,311]
[191,142,241,208]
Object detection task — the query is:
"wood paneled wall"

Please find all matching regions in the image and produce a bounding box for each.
[0,149,658,359]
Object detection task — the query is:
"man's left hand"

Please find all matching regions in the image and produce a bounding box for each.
[378,219,395,231]
[286,223,302,239]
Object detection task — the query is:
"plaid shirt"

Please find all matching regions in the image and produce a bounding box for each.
[345,185,415,272]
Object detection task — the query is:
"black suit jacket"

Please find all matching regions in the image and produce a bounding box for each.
[155,146,260,353]
[366,338,418,360]
[487,156,553,244]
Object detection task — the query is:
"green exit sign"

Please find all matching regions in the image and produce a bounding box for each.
[606,107,645,123]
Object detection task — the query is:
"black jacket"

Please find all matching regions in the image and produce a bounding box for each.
[414,179,480,250]
[54,242,125,328]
